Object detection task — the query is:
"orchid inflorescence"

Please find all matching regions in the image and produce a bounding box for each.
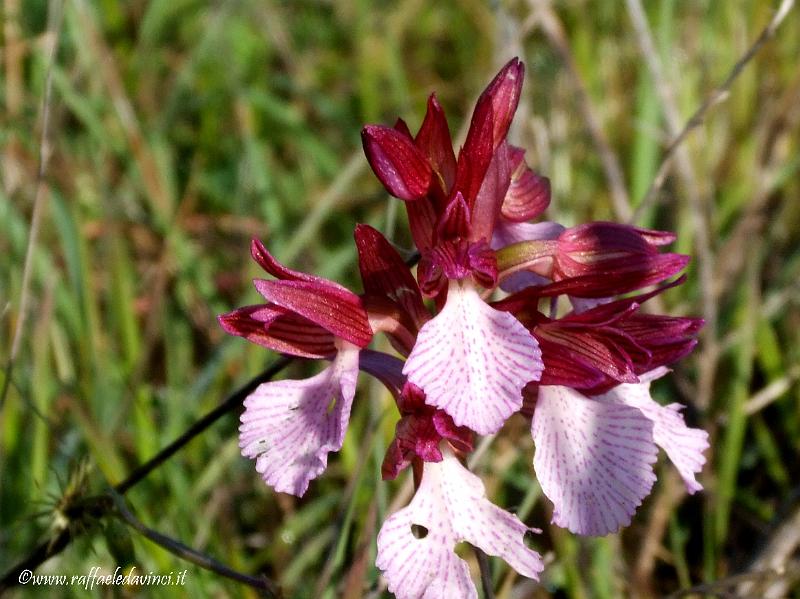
[219,58,709,598]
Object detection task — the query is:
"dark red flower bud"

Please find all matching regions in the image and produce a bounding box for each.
[482,57,525,149]
[382,383,473,480]
[452,58,524,210]
[536,222,690,297]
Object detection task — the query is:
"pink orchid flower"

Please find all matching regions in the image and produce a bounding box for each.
[220,57,708,598]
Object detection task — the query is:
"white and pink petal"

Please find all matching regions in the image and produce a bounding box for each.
[403,281,543,435]
[238,342,360,496]
[594,368,709,494]
[532,385,658,536]
[376,449,543,599]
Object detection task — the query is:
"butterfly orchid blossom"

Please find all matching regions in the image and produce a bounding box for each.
[220,57,708,598]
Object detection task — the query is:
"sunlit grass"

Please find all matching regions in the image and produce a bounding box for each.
[2,1,799,597]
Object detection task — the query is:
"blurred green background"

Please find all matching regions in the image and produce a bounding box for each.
[2,0,799,597]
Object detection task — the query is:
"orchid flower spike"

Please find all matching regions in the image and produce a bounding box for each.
[219,57,708,598]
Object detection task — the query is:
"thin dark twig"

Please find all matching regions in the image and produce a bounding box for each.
[0,530,72,595]
[667,562,800,599]
[633,0,796,222]
[0,494,110,594]
[116,356,290,493]
[475,547,495,599]
[110,490,281,597]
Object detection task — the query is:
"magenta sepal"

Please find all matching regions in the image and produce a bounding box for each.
[469,142,511,243]
[405,195,439,253]
[620,314,703,371]
[533,344,609,390]
[224,239,373,351]
[218,304,336,359]
[399,96,456,252]
[254,279,373,348]
[393,117,413,138]
[534,324,644,387]
[500,146,551,222]
[415,94,457,195]
[354,224,429,331]
[558,222,678,256]
[362,124,433,201]
[251,239,349,292]
[556,279,703,374]
[481,57,525,149]
[451,58,524,212]
[454,90,494,209]
[525,293,649,386]
[560,275,687,321]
